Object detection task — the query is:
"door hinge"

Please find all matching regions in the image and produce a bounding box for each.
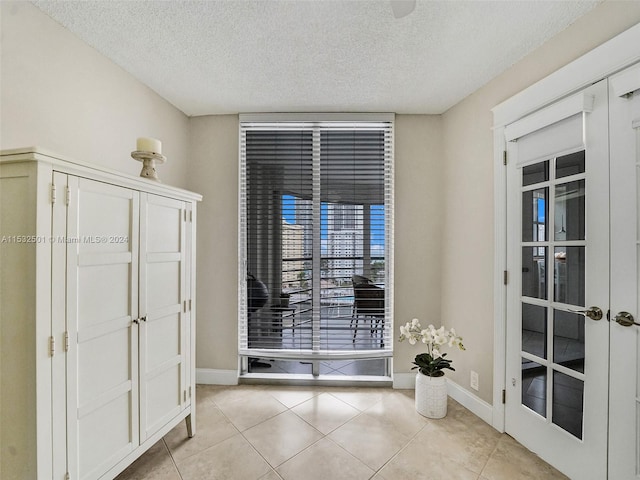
[502,389,506,404]
[189,210,193,222]
[183,300,187,313]
[65,472,70,480]
[189,386,192,398]
[189,299,192,311]
[503,270,508,285]
[65,185,70,206]
[64,331,69,352]
[503,151,507,166]
[184,209,187,222]
[49,336,55,357]
[183,390,187,402]
[50,183,57,204]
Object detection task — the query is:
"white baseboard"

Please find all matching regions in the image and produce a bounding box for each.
[446,378,494,426]
[392,372,416,389]
[393,373,494,426]
[196,368,238,385]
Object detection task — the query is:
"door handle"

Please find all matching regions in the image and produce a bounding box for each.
[568,306,603,321]
[614,311,640,327]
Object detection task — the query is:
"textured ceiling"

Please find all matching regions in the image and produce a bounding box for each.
[32,0,600,116]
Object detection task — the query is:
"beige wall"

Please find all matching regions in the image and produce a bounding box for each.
[393,115,445,373]
[0,1,190,187]
[441,1,640,403]
[188,115,240,370]
[5,0,640,409]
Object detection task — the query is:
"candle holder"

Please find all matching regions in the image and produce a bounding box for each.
[131,150,166,182]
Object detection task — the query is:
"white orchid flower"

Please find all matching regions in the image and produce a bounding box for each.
[398,322,465,374]
[435,331,448,345]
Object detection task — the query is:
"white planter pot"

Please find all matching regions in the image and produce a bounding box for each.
[415,372,448,419]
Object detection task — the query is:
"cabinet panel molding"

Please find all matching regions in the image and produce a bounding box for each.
[0,148,201,480]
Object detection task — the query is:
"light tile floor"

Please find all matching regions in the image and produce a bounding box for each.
[116,384,568,480]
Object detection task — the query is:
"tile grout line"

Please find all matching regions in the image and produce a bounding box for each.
[236,388,323,477]
[281,389,426,477]
[369,413,433,476]
[243,391,340,479]
[162,438,185,480]
[185,388,287,479]
[477,432,504,479]
[254,389,373,476]
[198,386,506,480]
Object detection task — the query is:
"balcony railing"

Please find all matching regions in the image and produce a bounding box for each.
[247,257,387,355]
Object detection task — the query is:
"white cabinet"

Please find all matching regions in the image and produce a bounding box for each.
[0,148,201,480]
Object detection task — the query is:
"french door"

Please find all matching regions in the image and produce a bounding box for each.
[505,65,640,478]
[505,79,610,479]
[608,64,640,480]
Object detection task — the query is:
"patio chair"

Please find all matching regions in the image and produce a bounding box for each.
[351,275,385,347]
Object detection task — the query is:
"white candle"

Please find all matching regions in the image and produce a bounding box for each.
[136,137,162,154]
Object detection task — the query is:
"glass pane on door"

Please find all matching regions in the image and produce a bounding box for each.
[522,247,547,299]
[556,151,585,179]
[519,154,588,439]
[553,310,584,373]
[552,371,584,439]
[522,188,548,242]
[554,180,585,242]
[523,161,549,186]
[522,303,547,358]
[554,246,585,306]
[522,359,547,418]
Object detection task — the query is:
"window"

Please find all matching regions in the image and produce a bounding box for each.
[239,114,394,377]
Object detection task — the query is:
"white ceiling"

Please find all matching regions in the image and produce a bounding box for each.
[32,0,600,117]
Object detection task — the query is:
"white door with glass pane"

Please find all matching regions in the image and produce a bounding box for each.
[505,79,610,479]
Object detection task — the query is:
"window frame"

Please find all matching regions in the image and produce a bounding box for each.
[238,113,395,369]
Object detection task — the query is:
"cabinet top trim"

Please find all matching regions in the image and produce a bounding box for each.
[0,147,202,202]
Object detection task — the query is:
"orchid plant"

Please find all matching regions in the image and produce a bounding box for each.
[399,319,465,377]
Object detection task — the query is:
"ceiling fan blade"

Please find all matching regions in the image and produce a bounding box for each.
[391,0,416,19]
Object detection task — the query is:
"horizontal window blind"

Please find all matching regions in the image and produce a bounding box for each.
[239,119,394,359]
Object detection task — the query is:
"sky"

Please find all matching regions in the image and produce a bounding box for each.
[282,194,385,252]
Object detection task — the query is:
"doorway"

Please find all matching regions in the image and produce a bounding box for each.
[499,61,640,479]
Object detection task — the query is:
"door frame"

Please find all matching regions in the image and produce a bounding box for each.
[491,24,640,433]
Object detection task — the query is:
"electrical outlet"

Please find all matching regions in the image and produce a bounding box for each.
[470,370,479,391]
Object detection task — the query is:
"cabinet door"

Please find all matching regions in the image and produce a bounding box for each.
[138,193,187,441]
[66,177,140,480]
